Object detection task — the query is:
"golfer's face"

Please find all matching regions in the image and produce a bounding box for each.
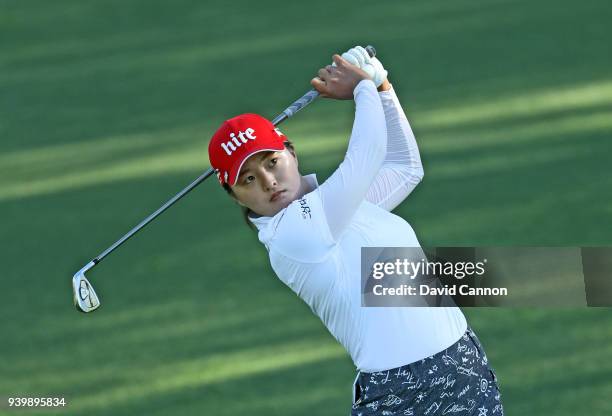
[231,149,301,216]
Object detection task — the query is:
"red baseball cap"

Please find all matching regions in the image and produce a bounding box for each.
[208,113,287,186]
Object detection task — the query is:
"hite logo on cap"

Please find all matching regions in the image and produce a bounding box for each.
[221,128,257,155]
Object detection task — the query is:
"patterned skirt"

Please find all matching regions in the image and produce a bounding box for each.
[351,326,504,415]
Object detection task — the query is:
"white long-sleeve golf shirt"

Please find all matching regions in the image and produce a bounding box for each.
[250,80,466,372]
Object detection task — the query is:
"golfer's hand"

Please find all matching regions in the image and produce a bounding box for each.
[341,46,388,88]
[311,54,371,100]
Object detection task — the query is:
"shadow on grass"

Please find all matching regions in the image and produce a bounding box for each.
[79,356,353,416]
[3,0,611,154]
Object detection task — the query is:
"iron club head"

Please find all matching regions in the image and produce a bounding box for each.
[72,261,100,313]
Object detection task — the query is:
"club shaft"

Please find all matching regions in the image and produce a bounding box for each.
[93,168,216,263]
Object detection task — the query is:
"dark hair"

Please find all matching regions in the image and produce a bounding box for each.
[222,141,295,231]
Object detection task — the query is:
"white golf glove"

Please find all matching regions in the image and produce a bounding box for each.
[341,46,387,87]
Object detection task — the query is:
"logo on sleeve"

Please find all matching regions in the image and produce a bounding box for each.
[298,197,311,219]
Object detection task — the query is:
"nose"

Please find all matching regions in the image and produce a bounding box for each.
[260,170,277,191]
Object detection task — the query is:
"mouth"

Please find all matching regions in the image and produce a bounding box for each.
[270,190,286,202]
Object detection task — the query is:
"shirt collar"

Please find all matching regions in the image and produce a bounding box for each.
[248,173,319,231]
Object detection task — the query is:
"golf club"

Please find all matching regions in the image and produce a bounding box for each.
[72,45,377,313]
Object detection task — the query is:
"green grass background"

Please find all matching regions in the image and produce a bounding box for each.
[1,0,611,414]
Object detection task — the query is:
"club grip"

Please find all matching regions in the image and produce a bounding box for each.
[274,90,319,125]
[272,44,377,126]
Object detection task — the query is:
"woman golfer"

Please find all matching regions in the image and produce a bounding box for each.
[208,46,503,415]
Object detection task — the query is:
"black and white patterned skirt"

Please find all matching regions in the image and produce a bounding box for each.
[351,326,504,415]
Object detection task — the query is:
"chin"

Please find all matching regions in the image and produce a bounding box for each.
[261,190,298,216]
[266,198,292,216]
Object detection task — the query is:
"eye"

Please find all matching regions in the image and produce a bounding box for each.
[244,175,255,184]
[269,158,278,167]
